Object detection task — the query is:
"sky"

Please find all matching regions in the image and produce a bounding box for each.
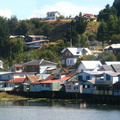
[0,0,115,19]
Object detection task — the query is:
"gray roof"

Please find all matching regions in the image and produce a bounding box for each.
[102,65,114,71]
[52,67,62,74]
[22,60,41,66]
[22,59,57,66]
[111,64,120,72]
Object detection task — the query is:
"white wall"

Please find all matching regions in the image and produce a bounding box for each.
[66,58,77,67]
[65,81,82,93]
[76,64,86,73]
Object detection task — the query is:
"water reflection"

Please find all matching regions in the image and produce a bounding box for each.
[0,100,120,111]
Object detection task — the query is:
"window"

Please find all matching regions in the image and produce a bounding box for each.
[106,74,111,81]
[16,67,20,71]
[86,76,90,80]
[78,76,83,80]
[87,85,90,88]
[46,83,50,87]
[67,85,71,89]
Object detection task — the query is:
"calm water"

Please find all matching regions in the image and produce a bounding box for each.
[0,100,120,120]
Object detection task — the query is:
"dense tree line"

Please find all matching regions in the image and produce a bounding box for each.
[97,0,120,46]
[64,13,89,47]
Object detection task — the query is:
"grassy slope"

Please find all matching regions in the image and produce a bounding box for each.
[0,92,27,101]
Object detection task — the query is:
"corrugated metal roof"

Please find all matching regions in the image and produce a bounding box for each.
[102,65,114,71]
[8,78,25,83]
[26,75,39,82]
[111,64,120,72]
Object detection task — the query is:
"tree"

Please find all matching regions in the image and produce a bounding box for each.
[97,4,117,22]
[0,17,10,58]
[113,0,120,17]
[77,34,89,47]
[75,16,88,34]
[80,55,97,60]
[107,15,118,38]
[16,20,28,35]
[97,20,108,48]
[8,16,19,35]
[97,51,117,64]
[111,34,120,44]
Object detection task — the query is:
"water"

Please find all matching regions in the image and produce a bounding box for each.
[0,100,120,120]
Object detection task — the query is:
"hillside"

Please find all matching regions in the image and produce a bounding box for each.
[45,19,99,42]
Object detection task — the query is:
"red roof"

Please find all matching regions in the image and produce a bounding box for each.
[8,78,25,83]
[30,76,70,84]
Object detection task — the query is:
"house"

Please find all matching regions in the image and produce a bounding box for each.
[82,80,95,94]
[83,13,96,21]
[10,64,24,73]
[76,71,104,81]
[23,75,39,92]
[6,77,25,92]
[104,44,120,55]
[24,72,76,92]
[61,47,92,67]
[24,35,49,49]
[24,35,47,42]
[21,59,57,73]
[42,11,61,20]
[65,79,95,94]
[0,72,13,81]
[76,61,102,73]
[103,72,120,84]
[65,80,85,93]
[93,80,113,95]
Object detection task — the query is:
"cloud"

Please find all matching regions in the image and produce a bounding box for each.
[29,1,103,19]
[0,9,12,18]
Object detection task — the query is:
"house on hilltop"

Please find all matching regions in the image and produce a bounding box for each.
[42,11,61,20]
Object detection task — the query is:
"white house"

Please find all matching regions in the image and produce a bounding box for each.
[76,61,102,73]
[46,11,60,20]
[65,79,95,94]
[65,80,84,93]
[61,47,92,67]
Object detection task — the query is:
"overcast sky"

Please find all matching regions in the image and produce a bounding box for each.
[0,0,114,19]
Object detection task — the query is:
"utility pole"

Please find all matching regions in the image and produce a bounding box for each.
[70,26,72,47]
